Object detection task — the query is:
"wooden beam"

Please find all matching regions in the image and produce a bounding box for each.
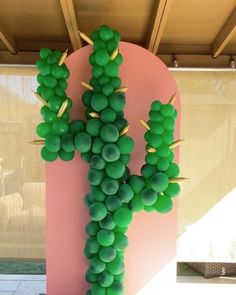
[212,7,236,58]
[60,0,82,51]
[0,51,38,65]
[17,40,72,52]
[0,21,17,54]
[147,0,173,54]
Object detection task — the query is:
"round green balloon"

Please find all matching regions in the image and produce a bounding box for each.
[113,208,132,228]
[166,162,180,178]
[107,282,124,295]
[107,256,124,275]
[41,147,58,162]
[101,177,119,195]
[156,144,170,158]
[141,164,156,179]
[58,150,75,161]
[87,169,104,185]
[149,133,162,148]
[128,175,145,193]
[110,77,121,89]
[91,93,108,112]
[102,143,120,162]
[85,237,100,254]
[117,184,134,202]
[99,213,115,230]
[100,108,116,123]
[90,155,106,170]
[105,196,122,212]
[100,124,119,143]
[36,122,52,138]
[100,26,114,41]
[145,153,159,165]
[157,158,169,171]
[97,230,115,247]
[89,202,107,221]
[86,221,100,236]
[85,269,97,284]
[52,119,69,135]
[44,75,57,88]
[113,233,128,251]
[164,183,180,197]
[117,136,134,154]
[45,134,61,152]
[86,119,103,137]
[163,117,175,130]
[98,270,114,287]
[82,90,93,107]
[88,187,106,202]
[92,137,104,154]
[151,100,162,111]
[149,122,164,135]
[99,246,116,263]
[106,160,125,179]
[104,62,118,77]
[48,97,63,112]
[91,284,106,295]
[140,188,157,206]
[162,131,174,145]
[155,195,173,213]
[150,172,169,192]
[102,84,114,96]
[92,65,104,78]
[108,93,125,112]
[39,47,52,59]
[70,120,85,134]
[149,110,163,122]
[95,49,110,66]
[74,132,92,153]
[61,133,74,152]
[160,104,175,117]
[129,194,144,212]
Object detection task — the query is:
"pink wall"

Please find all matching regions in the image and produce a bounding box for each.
[46,42,180,295]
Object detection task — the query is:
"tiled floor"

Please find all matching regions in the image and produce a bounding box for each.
[0,275,46,295]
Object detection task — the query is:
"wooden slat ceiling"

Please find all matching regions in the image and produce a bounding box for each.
[0,0,235,67]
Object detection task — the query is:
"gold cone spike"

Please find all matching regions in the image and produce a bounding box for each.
[57,99,68,118]
[31,90,48,106]
[89,112,100,118]
[169,177,189,183]
[58,49,68,66]
[80,81,93,91]
[147,147,156,153]
[30,140,45,145]
[79,31,94,45]
[169,139,185,149]
[120,125,130,136]
[168,93,176,105]
[115,87,128,93]
[139,119,150,130]
[110,48,119,60]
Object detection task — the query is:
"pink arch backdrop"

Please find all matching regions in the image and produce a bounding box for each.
[46,42,180,295]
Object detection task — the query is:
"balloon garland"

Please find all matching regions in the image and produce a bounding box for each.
[33,25,187,295]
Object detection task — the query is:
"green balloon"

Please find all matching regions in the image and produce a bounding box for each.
[129,194,144,212]
[74,132,92,153]
[145,153,159,165]
[58,150,75,161]
[150,172,169,192]
[89,202,107,221]
[117,136,134,154]
[149,122,164,135]
[106,160,125,179]
[70,120,85,134]
[102,144,120,162]
[41,147,58,162]
[52,119,69,135]
[41,106,56,123]
[91,93,108,112]
[99,75,110,85]
[101,177,119,195]
[88,187,106,202]
[151,100,162,111]
[91,284,106,295]
[157,158,169,171]
[148,133,162,148]
[51,64,64,79]
[40,63,51,76]
[107,256,124,275]
[168,150,174,161]
[105,196,122,212]
[164,183,180,197]
[97,230,115,246]
[89,256,106,274]
[47,54,58,65]
[85,269,97,284]
[100,108,116,123]
[149,110,163,122]
[166,162,180,178]
[104,62,118,77]
[40,47,52,59]
[41,86,53,100]
[144,205,155,212]
[106,39,118,53]
[114,54,123,66]
[90,155,106,170]
[36,73,44,84]
[100,26,114,41]
[36,122,52,138]
[44,75,57,88]
[155,195,173,213]
[98,270,114,287]
[92,65,104,78]
[120,154,131,165]
[113,233,128,251]
[100,124,119,143]
[107,282,124,295]
[160,104,175,117]
[86,221,100,236]
[117,184,134,202]
[81,151,93,163]
[113,272,124,283]
[95,49,110,66]
[94,40,106,51]
[86,119,103,137]
[108,93,125,112]
[163,117,175,130]
[99,213,116,230]
[141,164,156,179]
[61,133,74,152]
[89,53,96,65]
[157,144,170,158]
[110,77,121,89]
[113,118,128,131]
[82,90,93,107]
[45,134,61,152]
[162,131,174,144]
[113,208,132,228]
[99,246,116,263]
[48,97,63,112]
[92,137,105,154]
[140,188,157,206]
[85,237,100,254]
[102,84,114,96]
[58,78,67,90]
[87,169,104,185]
[115,226,128,234]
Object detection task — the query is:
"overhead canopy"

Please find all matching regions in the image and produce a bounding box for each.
[0,0,235,67]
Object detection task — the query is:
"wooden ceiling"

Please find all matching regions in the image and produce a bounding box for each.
[0,0,236,67]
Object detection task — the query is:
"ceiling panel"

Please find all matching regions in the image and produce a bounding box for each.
[161,0,236,44]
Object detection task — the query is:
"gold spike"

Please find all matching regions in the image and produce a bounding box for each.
[58,49,68,66]
[139,119,150,130]
[30,140,45,145]
[80,81,93,91]
[31,90,48,106]
[169,177,189,183]
[115,87,128,93]
[110,48,119,60]
[168,93,176,105]
[147,147,156,153]
[57,99,68,118]
[89,112,100,118]
[169,139,185,149]
[120,125,130,136]
[79,31,94,45]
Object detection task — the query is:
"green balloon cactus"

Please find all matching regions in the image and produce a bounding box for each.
[34,25,185,295]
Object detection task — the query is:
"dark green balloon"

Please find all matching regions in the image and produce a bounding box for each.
[149,122,164,135]
[86,119,102,137]
[98,270,114,287]
[70,120,85,134]
[100,124,119,143]
[82,90,93,107]
[48,97,63,112]
[113,118,128,132]
[149,110,163,122]
[74,132,92,153]
[166,162,180,178]
[101,177,119,195]
[106,39,118,53]
[100,108,116,123]
[85,269,97,284]
[41,106,56,123]
[129,194,144,212]
[36,73,44,84]
[155,195,173,213]
[45,134,61,152]
[102,84,114,96]
[105,196,122,212]
[95,49,110,66]
[150,172,169,192]
[44,75,57,88]
[39,47,52,59]
[91,93,108,112]
[61,133,74,152]
[106,160,125,179]
[114,53,123,66]
[104,62,118,77]
[92,65,104,78]
[58,150,75,161]
[89,202,107,221]
[88,186,106,202]
[99,75,110,85]
[151,100,162,111]
[51,64,64,79]
[91,284,106,295]
[107,256,124,275]
[81,151,93,163]
[110,77,121,89]
[36,122,52,138]
[89,52,96,65]
[148,133,162,148]
[140,188,157,206]
[94,40,106,51]
[87,169,104,185]
[163,117,175,130]
[117,184,134,202]
[58,78,67,90]
[100,26,114,41]
[157,158,169,171]
[89,256,106,274]
[117,136,134,154]
[164,183,180,197]
[86,221,100,236]
[156,144,170,158]
[85,237,100,254]
[90,155,106,170]
[52,119,69,135]
[145,153,159,165]
[160,104,175,117]
[92,137,105,154]
[162,131,174,144]
[41,147,58,162]
[99,213,116,230]
[141,164,156,179]
[102,143,120,162]
[41,86,53,100]
[113,208,132,228]
[97,230,115,247]
[108,93,125,112]
[113,233,128,251]
[107,282,124,295]
[120,154,131,165]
